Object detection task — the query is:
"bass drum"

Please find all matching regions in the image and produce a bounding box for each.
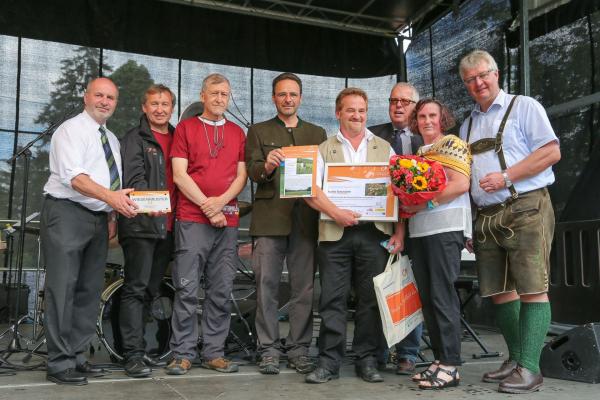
[97,277,175,363]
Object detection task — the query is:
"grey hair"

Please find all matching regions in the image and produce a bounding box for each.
[201,73,230,93]
[391,82,419,102]
[459,50,499,79]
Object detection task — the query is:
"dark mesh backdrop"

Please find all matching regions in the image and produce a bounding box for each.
[406,0,600,221]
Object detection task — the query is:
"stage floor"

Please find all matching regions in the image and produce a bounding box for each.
[0,321,597,400]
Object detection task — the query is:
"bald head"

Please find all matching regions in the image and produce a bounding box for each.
[84,78,119,125]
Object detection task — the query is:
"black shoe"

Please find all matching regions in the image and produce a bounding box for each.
[355,362,384,383]
[124,358,152,378]
[76,361,107,377]
[143,354,166,368]
[305,367,339,384]
[47,369,88,386]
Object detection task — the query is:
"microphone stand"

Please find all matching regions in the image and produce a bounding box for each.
[0,109,77,367]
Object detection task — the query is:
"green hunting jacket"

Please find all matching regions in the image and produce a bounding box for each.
[245,116,327,237]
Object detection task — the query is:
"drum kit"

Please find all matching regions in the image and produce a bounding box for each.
[1,208,258,368]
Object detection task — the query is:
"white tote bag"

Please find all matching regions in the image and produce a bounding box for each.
[373,253,424,347]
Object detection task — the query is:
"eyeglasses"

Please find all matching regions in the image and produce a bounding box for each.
[463,69,496,85]
[388,98,416,107]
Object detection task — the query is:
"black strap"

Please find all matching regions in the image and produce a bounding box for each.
[466,95,519,199]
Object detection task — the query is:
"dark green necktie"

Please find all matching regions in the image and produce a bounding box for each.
[99,126,120,191]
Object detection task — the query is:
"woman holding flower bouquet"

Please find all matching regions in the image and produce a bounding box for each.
[399,99,472,390]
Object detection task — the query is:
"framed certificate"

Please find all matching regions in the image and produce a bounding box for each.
[321,162,398,222]
[129,191,171,213]
[279,145,318,198]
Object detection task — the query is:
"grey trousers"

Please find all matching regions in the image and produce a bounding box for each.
[40,197,108,373]
[252,209,317,358]
[169,221,237,360]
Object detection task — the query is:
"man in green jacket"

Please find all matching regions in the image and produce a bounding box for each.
[245,72,327,375]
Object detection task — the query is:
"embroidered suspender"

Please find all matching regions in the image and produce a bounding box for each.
[467,95,519,199]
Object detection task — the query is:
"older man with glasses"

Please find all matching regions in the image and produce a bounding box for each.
[458,49,561,394]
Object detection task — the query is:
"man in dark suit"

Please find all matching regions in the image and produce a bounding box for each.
[245,72,327,375]
[368,82,424,376]
[369,82,423,156]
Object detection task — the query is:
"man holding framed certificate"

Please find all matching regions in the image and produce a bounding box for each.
[304,88,404,384]
[118,84,177,378]
[246,73,327,375]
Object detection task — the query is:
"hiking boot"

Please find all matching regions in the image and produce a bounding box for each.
[258,356,280,375]
[287,355,316,374]
[201,357,239,373]
[165,358,192,375]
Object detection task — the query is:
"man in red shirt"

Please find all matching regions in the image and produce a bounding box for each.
[118,84,177,378]
[166,73,247,375]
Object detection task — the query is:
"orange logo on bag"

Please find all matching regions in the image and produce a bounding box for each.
[385,283,422,324]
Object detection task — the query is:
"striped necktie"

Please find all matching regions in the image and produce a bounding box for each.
[99,126,121,191]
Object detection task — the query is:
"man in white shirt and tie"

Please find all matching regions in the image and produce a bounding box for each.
[41,77,137,385]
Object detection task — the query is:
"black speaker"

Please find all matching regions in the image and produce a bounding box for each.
[0,283,30,323]
[540,323,600,383]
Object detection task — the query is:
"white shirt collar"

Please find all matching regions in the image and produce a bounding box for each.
[198,116,226,126]
[82,109,105,132]
[471,89,507,116]
[335,128,374,144]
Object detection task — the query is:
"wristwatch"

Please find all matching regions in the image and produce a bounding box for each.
[502,170,513,187]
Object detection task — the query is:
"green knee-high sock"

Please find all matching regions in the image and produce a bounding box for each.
[494,300,521,362]
[519,302,551,374]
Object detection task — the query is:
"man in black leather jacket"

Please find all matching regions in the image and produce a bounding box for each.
[117,84,177,377]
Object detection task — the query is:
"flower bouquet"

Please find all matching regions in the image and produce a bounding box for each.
[389,155,447,218]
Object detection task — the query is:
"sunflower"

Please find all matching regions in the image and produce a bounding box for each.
[417,162,430,173]
[412,176,428,191]
[399,159,413,168]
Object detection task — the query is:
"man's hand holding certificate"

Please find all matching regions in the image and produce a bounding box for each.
[321,162,398,222]
[279,145,319,198]
[129,191,171,213]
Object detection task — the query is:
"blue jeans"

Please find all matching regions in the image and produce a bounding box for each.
[395,323,423,362]
[378,322,423,364]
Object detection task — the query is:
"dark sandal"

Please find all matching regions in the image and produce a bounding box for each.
[418,366,460,390]
[411,362,439,382]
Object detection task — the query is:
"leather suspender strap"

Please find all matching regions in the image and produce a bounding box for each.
[467,95,520,199]
[466,117,473,143]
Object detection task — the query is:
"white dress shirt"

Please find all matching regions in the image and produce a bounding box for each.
[316,128,395,186]
[459,90,559,207]
[43,110,122,212]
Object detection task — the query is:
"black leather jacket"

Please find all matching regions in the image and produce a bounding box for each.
[117,114,175,240]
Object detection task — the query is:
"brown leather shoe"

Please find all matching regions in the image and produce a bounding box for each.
[498,365,543,394]
[482,359,517,383]
[396,358,416,375]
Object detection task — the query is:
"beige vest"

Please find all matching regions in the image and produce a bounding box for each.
[318,135,394,242]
